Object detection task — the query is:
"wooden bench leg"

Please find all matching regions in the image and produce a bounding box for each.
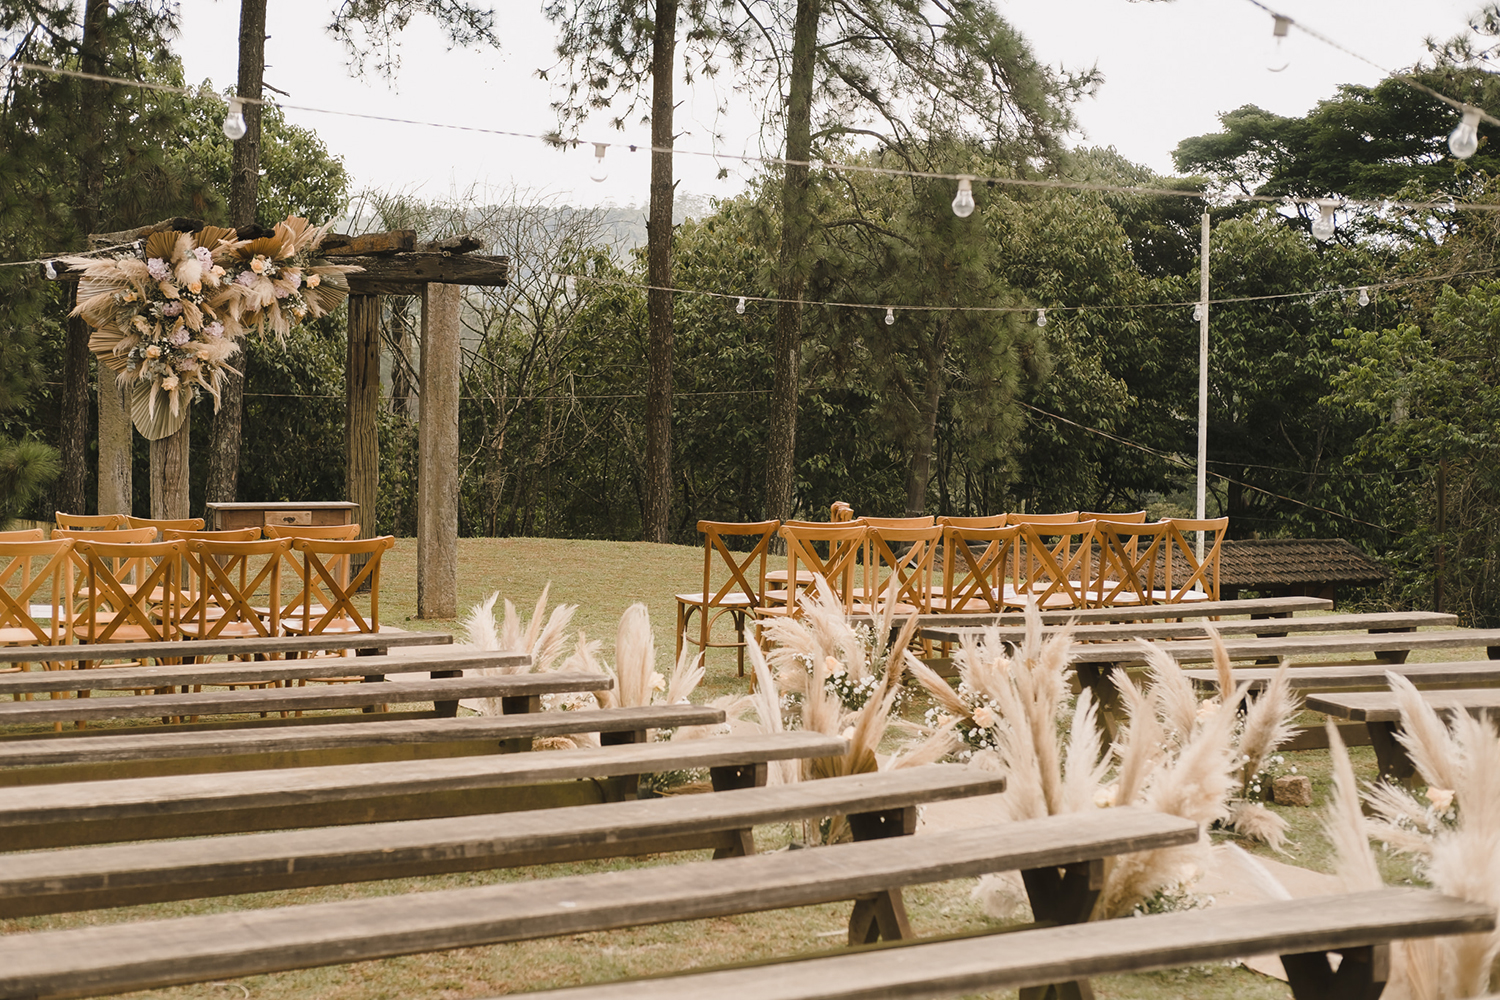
[847,889,913,944]
[498,694,542,753]
[1018,858,1104,1000]
[1282,943,1387,1000]
[709,761,767,791]
[1368,722,1416,785]
[430,669,460,718]
[1073,664,1120,744]
[712,828,755,860]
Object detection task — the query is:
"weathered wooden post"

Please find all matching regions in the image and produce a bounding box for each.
[149,410,189,520]
[345,293,382,537]
[417,283,460,618]
[96,366,131,516]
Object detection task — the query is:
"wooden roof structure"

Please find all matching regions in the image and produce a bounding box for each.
[1218,538,1386,606]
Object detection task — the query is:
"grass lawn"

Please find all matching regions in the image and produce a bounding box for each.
[5,536,1447,1000]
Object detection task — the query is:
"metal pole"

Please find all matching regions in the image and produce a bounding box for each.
[1196,212,1210,562]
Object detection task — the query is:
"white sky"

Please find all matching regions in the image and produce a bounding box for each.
[176,0,1484,210]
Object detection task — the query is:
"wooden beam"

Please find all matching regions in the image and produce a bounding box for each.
[345,294,381,540]
[344,252,509,295]
[418,283,461,619]
[321,230,417,255]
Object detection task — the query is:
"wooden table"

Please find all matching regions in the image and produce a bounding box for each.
[206,500,358,531]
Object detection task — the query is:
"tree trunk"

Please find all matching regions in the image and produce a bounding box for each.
[346,294,381,538]
[417,283,460,619]
[766,0,820,523]
[150,409,190,520]
[642,0,677,544]
[60,0,110,517]
[206,0,267,506]
[96,373,131,516]
[905,356,946,517]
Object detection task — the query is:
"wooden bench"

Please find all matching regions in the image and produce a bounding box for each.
[0,630,452,665]
[0,731,849,847]
[856,595,1333,631]
[0,704,726,784]
[1184,659,1500,693]
[514,888,1494,1000]
[921,610,1458,647]
[0,765,1008,916]
[1307,688,1500,782]
[0,805,1199,999]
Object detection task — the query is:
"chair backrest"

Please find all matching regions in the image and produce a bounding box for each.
[163,527,262,542]
[290,536,395,633]
[938,514,1008,529]
[53,512,126,531]
[0,538,75,646]
[70,538,184,643]
[829,502,855,523]
[184,537,293,639]
[779,521,868,615]
[1008,511,1081,525]
[1162,517,1229,602]
[860,515,936,529]
[865,523,942,613]
[0,527,45,542]
[940,523,1021,614]
[696,520,779,610]
[1011,520,1098,610]
[54,527,158,543]
[262,523,361,541]
[1091,519,1171,608]
[123,515,205,537]
[1081,510,1147,524]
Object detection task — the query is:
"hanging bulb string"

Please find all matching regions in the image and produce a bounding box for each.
[551,261,1500,319]
[10,59,1500,218]
[0,239,150,270]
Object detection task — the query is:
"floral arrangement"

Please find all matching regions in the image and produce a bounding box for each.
[67,217,357,440]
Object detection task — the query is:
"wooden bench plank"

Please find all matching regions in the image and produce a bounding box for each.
[0,673,609,725]
[0,806,1198,1000]
[0,732,849,847]
[517,889,1493,1000]
[0,705,716,769]
[857,596,1333,630]
[1307,688,1500,724]
[1185,660,1500,692]
[0,766,1008,916]
[922,611,1457,645]
[0,648,528,695]
[0,631,452,664]
[1067,629,1500,665]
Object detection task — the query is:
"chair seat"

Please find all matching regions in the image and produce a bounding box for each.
[179,619,277,640]
[0,629,55,646]
[929,594,1003,614]
[765,569,817,585]
[674,592,755,610]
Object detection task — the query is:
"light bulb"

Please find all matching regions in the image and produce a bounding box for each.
[222,98,247,140]
[885,308,895,326]
[1267,15,1292,72]
[1449,106,1481,160]
[1036,308,1047,327]
[951,177,975,218]
[735,296,746,315]
[1357,287,1370,307]
[1311,202,1337,242]
[43,259,56,279]
[1192,303,1204,322]
[590,143,609,183]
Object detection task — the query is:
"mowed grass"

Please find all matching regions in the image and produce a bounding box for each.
[7,535,1457,1000]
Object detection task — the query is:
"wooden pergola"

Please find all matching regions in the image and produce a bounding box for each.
[61,222,508,619]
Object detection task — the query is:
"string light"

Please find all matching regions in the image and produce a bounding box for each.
[1449,106,1482,160]
[1192,303,1204,322]
[222,98,247,141]
[42,260,56,279]
[885,308,895,325]
[1036,308,1048,327]
[1311,201,1338,242]
[1267,14,1293,72]
[1358,287,1370,307]
[951,177,976,218]
[735,296,746,315]
[590,143,609,183]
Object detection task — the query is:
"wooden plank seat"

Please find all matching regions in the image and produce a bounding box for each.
[0,674,606,728]
[1064,628,1500,666]
[0,765,1008,916]
[0,629,452,665]
[519,888,1495,1000]
[850,595,1333,630]
[0,731,848,848]
[0,805,1199,1000]
[1184,658,1500,693]
[1307,688,1500,783]
[0,704,725,785]
[921,610,1459,647]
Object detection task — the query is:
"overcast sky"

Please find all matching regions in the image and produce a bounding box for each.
[176,0,1484,210]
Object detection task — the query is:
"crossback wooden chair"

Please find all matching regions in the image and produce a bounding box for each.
[53,512,125,531]
[829,501,855,523]
[934,523,1021,614]
[676,520,779,677]
[0,539,75,670]
[54,527,157,543]
[0,527,45,541]
[178,538,292,642]
[70,538,184,645]
[281,536,395,639]
[163,528,263,542]
[860,523,942,615]
[1008,511,1081,525]
[1081,509,1147,523]
[1162,517,1229,603]
[860,515,935,529]
[1007,520,1098,610]
[1091,519,1171,608]
[938,514,1008,529]
[761,521,868,619]
[262,524,362,541]
[124,515,205,538]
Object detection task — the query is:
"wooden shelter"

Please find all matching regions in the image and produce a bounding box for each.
[1217,538,1387,606]
[60,221,508,619]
